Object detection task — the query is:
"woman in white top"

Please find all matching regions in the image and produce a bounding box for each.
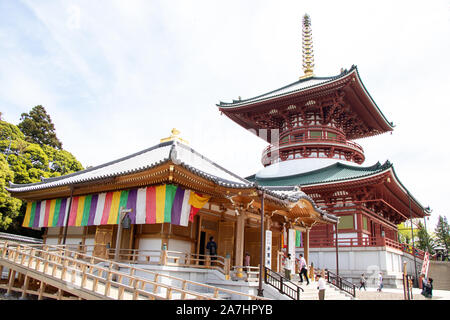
[284,254,293,280]
[317,274,326,300]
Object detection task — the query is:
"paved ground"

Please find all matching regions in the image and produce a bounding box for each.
[355,287,450,300]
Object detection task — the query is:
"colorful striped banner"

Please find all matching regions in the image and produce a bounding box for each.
[22,185,210,229]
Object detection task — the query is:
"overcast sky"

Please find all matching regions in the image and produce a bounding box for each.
[1,0,449,231]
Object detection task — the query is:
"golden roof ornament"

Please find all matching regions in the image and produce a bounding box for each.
[300,14,315,79]
[160,128,189,144]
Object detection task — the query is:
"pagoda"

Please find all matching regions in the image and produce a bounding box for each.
[218,14,430,286]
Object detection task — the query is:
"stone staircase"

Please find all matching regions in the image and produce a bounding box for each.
[428,261,450,290]
[291,274,354,300]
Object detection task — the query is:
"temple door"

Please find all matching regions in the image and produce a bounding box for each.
[217,221,235,262]
[244,227,261,267]
[93,225,114,259]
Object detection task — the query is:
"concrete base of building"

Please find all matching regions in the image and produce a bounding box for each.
[296,245,424,289]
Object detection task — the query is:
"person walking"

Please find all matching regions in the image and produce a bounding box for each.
[359,273,367,291]
[298,254,309,285]
[284,254,293,280]
[317,274,326,300]
[377,272,383,292]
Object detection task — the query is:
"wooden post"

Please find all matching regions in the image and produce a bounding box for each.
[258,189,265,297]
[403,261,408,300]
[234,211,246,267]
[304,227,310,267]
[20,275,30,299]
[38,281,46,300]
[225,256,231,280]
[7,269,16,296]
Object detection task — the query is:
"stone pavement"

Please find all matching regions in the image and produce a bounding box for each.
[355,286,450,300]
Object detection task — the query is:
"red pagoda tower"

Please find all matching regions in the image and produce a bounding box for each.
[218,14,430,285]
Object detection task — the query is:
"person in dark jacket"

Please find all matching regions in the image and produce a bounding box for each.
[206,236,217,264]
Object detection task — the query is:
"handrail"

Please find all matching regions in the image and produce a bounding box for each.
[58,246,232,275]
[264,266,303,300]
[325,270,356,298]
[0,241,267,300]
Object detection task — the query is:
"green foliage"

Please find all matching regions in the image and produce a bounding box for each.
[416,221,436,253]
[0,154,22,229]
[435,215,450,251]
[18,105,63,150]
[0,108,84,232]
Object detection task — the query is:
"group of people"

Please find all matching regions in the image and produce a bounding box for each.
[358,272,383,292]
[284,253,326,300]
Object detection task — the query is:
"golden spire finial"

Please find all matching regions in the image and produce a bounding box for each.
[160,128,189,144]
[301,14,315,79]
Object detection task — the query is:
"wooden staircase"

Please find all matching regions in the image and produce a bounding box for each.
[0,241,267,300]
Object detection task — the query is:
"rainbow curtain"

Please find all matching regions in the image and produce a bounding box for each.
[22,185,210,229]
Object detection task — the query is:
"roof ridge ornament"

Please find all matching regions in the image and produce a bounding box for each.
[160,128,189,145]
[300,14,315,79]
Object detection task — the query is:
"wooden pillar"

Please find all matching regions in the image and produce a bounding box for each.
[6,269,16,295]
[234,211,246,266]
[357,213,363,245]
[38,281,46,300]
[21,275,30,299]
[304,228,310,267]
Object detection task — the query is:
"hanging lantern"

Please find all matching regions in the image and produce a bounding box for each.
[122,214,131,229]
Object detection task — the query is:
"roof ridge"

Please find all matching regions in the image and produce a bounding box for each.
[217,70,345,107]
[9,141,175,189]
[173,141,251,185]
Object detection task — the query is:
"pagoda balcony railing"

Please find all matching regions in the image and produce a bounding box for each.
[298,237,426,260]
[262,136,364,160]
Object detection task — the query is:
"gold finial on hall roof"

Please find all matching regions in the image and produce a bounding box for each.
[160,128,189,144]
[300,14,315,79]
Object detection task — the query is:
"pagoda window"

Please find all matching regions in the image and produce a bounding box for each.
[310,131,322,138]
[363,216,368,230]
[292,133,304,142]
[327,132,337,139]
[280,135,289,144]
[337,215,354,230]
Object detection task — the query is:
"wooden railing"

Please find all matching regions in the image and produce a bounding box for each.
[264,266,303,300]
[0,241,267,300]
[230,266,260,282]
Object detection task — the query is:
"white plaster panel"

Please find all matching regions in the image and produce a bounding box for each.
[139,238,162,251]
[168,239,191,254]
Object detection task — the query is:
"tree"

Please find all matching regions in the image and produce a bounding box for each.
[18,105,63,149]
[0,154,22,229]
[416,221,436,253]
[435,215,450,251]
[0,116,83,233]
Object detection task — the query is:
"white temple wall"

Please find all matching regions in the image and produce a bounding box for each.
[297,246,424,288]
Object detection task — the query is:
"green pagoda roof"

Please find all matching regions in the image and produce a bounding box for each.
[246,160,393,187]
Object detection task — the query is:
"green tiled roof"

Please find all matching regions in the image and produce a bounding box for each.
[247,161,393,187]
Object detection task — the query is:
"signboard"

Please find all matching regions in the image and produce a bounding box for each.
[265,230,272,269]
[421,252,430,277]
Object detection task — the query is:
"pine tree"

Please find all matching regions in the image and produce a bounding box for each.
[416,221,436,253]
[434,215,450,251]
[18,105,63,150]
